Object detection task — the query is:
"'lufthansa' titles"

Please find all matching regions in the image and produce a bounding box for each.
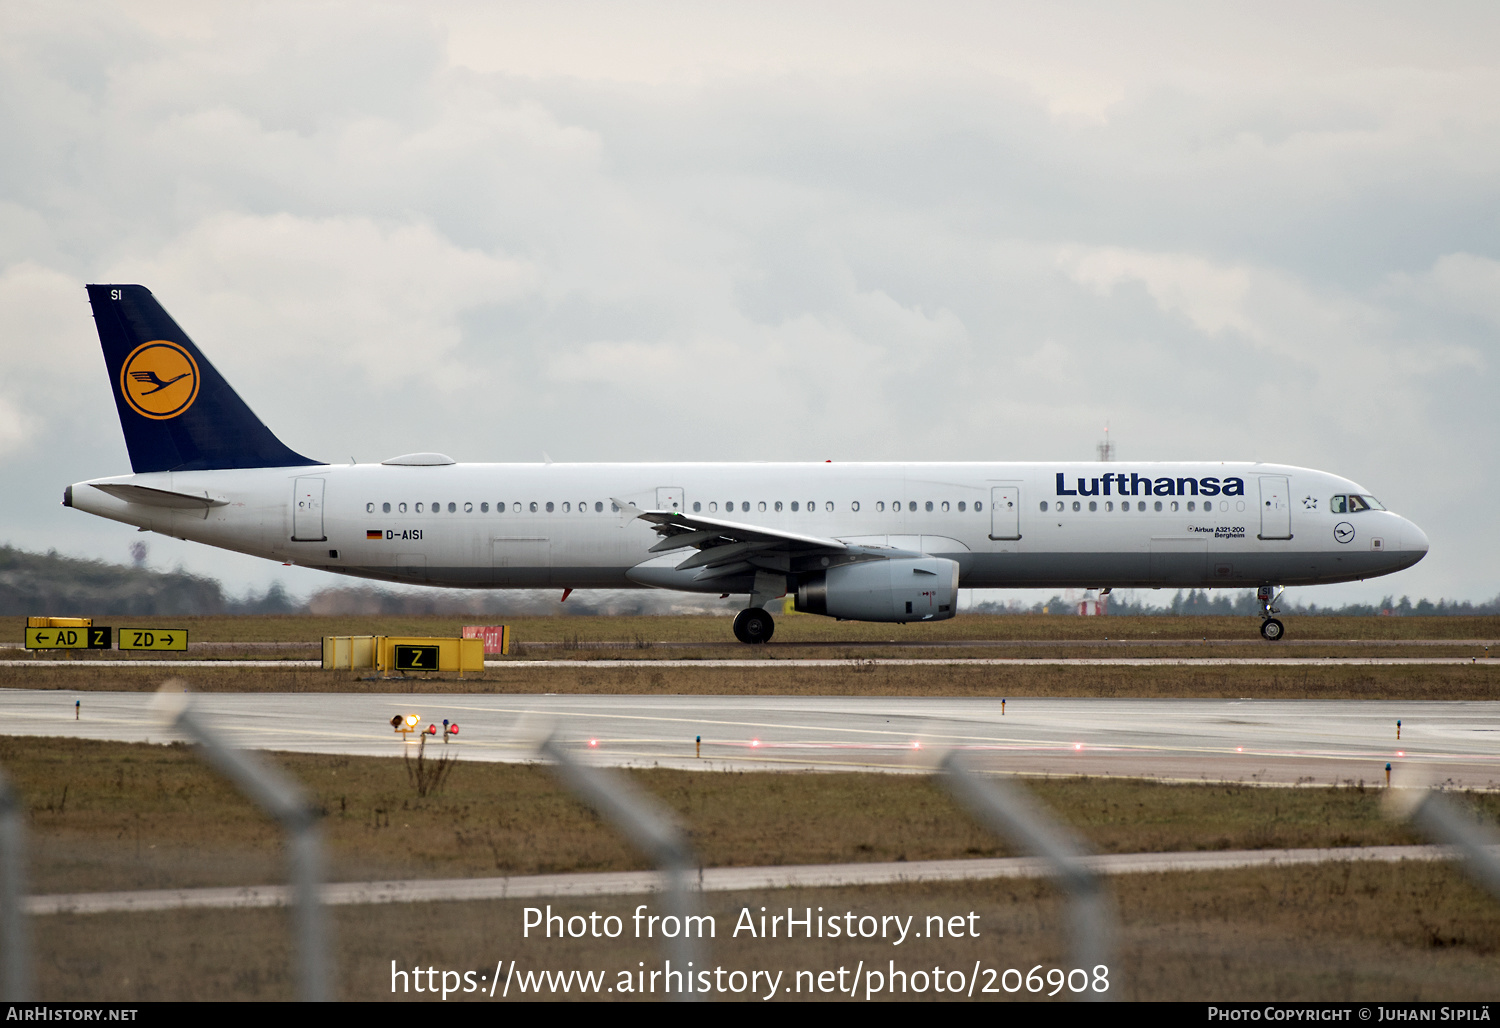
[1055,472,1245,498]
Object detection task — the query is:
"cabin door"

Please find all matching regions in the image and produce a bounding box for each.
[291,478,326,541]
[1258,476,1292,540]
[989,485,1020,540]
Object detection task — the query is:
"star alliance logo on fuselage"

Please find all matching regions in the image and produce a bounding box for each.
[120,340,200,420]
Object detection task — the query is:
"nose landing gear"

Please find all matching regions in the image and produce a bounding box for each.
[1257,585,1285,641]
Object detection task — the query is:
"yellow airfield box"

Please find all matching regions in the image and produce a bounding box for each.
[25,625,112,649]
[321,636,484,673]
[378,636,484,674]
[28,616,92,628]
[118,628,188,651]
[323,635,379,670]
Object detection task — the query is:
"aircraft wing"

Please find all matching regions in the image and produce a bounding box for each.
[621,503,849,581]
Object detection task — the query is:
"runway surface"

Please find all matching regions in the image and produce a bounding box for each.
[4,691,1496,788]
[3,656,1496,668]
[27,845,1457,914]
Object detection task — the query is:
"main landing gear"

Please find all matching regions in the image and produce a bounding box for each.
[733,607,775,644]
[1257,585,1285,641]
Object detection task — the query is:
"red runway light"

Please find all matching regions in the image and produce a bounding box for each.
[1073,743,1083,751]
[751,739,761,748]
[588,739,598,748]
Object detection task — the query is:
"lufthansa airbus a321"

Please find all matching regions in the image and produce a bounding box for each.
[64,285,1429,643]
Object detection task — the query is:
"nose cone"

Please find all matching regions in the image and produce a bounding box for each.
[1404,517,1430,563]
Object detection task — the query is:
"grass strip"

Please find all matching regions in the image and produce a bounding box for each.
[29,862,1500,1001]
[3,661,1497,699]
[7,736,1498,896]
[6,613,1498,646]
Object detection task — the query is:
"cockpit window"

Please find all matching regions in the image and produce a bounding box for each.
[1347,495,1371,512]
[1360,495,1385,510]
[1329,495,1346,513]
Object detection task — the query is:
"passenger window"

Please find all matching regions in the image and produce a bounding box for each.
[366,502,374,513]
[383,502,391,513]
[529,502,538,512]
[1105,501,1113,512]
[693,501,701,513]
[709,502,718,512]
[809,501,817,512]
[562,502,571,513]
[825,501,834,512]
[941,501,950,512]
[1089,501,1098,512]
[790,501,798,512]
[958,501,966,512]
[1170,501,1178,512]
[1154,501,1163,512]
[464,502,473,513]
[1329,495,1346,513]
[924,501,932,512]
[1040,501,1048,512]
[741,502,749,512]
[610,502,619,512]
[416,503,424,513]
[481,502,489,513]
[851,501,860,512]
[775,501,783,512]
[758,501,767,512]
[545,501,554,513]
[1072,501,1080,512]
[398,502,407,513]
[595,501,603,512]
[892,499,900,511]
[512,501,521,512]
[876,501,884,512]
[908,501,917,512]
[975,502,983,512]
[1186,501,1195,512]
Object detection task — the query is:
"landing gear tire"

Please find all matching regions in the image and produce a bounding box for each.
[733,608,775,644]
[1260,618,1284,642]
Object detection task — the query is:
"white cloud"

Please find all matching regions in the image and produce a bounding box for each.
[1,1,1498,602]
[117,212,535,392]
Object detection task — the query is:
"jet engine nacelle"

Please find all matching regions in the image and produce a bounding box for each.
[796,556,959,622]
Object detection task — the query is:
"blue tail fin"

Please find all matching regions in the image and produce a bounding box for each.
[87,284,322,473]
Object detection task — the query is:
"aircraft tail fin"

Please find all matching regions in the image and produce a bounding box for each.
[86,285,322,473]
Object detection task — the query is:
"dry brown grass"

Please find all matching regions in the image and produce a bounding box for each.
[5,613,1498,647]
[8,736,1498,896]
[3,660,1497,700]
[30,862,1500,1001]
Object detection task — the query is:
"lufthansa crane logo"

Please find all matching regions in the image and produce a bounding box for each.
[120,341,200,420]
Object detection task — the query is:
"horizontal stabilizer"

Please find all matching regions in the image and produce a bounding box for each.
[89,483,228,509]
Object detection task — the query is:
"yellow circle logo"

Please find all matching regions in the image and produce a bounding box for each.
[120,341,200,420]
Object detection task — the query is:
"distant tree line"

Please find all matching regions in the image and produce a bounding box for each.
[971,588,1500,617]
[5,544,1495,618]
[0,545,733,617]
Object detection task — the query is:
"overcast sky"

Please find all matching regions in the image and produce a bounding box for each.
[2,1,1497,606]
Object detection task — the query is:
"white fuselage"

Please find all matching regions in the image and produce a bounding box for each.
[67,460,1428,594]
